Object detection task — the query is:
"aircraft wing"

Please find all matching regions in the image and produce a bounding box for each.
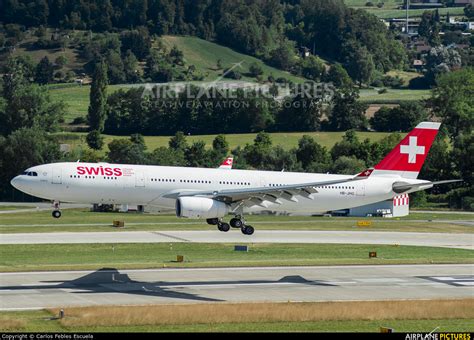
[162,175,363,207]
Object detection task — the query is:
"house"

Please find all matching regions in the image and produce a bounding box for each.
[413,59,425,71]
[453,0,472,7]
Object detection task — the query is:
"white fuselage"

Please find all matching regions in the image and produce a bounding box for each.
[10,162,403,214]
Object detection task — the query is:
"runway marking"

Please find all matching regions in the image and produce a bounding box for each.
[152,231,190,242]
[420,275,474,287]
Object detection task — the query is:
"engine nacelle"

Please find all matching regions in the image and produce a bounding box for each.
[175,197,229,219]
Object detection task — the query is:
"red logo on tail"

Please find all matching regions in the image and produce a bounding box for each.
[374,122,440,173]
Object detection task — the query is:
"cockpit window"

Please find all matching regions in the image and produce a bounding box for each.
[22,171,38,176]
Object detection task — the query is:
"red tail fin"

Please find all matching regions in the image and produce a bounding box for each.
[218,157,233,170]
[373,122,440,179]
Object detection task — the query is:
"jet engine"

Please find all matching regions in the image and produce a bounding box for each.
[176,197,229,219]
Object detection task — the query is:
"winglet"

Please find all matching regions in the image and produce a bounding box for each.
[356,168,374,178]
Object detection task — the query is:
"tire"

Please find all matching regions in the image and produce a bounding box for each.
[230,218,243,228]
[52,210,61,218]
[207,218,219,225]
[218,222,230,232]
[242,225,254,235]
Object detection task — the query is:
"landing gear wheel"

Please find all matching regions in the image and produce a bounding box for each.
[230,218,243,228]
[52,210,61,218]
[241,225,254,235]
[217,222,230,232]
[207,218,219,225]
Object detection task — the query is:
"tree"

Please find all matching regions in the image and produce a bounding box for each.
[277,83,324,132]
[120,28,151,60]
[300,56,324,81]
[107,136,147,164]
[418,11,441,46]
[169,131,188,151]
[212,134,229,159]
[148,147,186,166]
[425,46,462,85]
[54,55,68,68]
[430,67,473,137]
[1,59,64,136]
[87,61,108,133]
[0,128,60,199]
[185,141,212,167]
[104,50,125,84]
[269,40,296,71]
[295,135,330,170]
[328,88,368,131]
[370,102,428,132]
[169,45,184,65]
[330,156,366,175]
[123,50,139,83]
[465,4,474,20]
[86,130,104,150]
[345,45,375,86]
[35,56,54,84]
[324,63,353,88]
[249,62,264,78]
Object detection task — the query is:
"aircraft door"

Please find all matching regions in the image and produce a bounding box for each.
[52,167,62,184]
[135,171,145,187]
[356,182,365,196]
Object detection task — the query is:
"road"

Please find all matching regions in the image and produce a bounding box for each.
[0,264,472,310]
[1,230,473,249]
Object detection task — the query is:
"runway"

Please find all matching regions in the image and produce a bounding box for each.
[0,264,472,310]
[1,230,473,249]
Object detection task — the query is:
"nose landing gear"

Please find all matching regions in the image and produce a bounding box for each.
[52,201,61,218]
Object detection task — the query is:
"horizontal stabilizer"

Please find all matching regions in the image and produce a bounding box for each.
[392,179,462,193]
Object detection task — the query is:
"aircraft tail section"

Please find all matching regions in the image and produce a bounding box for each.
[371,122,441,179]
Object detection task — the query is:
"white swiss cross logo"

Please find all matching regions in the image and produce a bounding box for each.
[400,136,425,164]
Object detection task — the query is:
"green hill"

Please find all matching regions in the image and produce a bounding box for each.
[161,35,305,83]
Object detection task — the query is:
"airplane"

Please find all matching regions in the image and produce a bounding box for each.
[10,122,461,235]
[218,157,233,170]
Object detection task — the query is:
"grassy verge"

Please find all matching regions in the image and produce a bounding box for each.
[1,300,473,332]
[0,209,472,234]
[1,243,472,272]
[0,206,30,211]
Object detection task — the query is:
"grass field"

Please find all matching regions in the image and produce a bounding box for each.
[0,209,472,234]
[359,88,431,103]
[48,84,129,122]
[1,243,472,272]
[161,35,305,83]
[1,301,472,332]
[366,7,465,19]
[54,130,396,156]
[344,0,466,19]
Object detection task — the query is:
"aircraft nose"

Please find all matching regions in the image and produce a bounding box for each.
[10,176,24,191]
[10,176,21,190]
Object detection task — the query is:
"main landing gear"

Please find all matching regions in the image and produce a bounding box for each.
[52,201,61,218]
[206,216,254,235]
